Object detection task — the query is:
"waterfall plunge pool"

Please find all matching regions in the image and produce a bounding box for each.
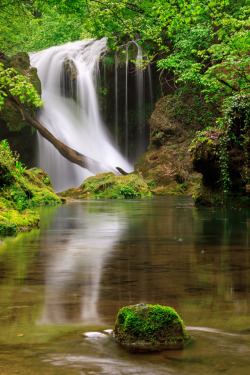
[0,196,249,374]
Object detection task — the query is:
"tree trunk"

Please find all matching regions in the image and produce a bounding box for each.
[12,98,122,175]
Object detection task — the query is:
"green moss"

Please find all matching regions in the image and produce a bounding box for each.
[0,140,61,236]
[59,172,152,200]
[114,304,190,351]
[193,184,250,207]
[0,221,18,235]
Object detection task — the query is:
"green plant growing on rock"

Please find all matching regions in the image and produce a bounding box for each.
[15,160,26,174]
[218,94,250,200]
[0,140,61,236]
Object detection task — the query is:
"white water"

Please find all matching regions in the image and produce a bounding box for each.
[30,38,132,192]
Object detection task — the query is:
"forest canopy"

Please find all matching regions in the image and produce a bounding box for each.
[0,0,249,107]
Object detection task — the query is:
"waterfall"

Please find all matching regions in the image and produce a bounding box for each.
[135,43,145,159]
[110,41,154,161]
[114,53,118,145]
[125,44,129,158]
[30,38,132,192]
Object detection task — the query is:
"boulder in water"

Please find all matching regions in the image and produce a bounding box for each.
[114,303,190,352]
[58,172,151,199]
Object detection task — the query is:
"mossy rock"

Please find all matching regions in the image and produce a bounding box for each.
[135,96,202,196]
[114,304,190,352]
[59,172,151,200]
[0,140,61,236]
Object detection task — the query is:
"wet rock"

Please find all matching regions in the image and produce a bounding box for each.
[135,96,201,195]
[61,58,78,99]
[114,304,190,352]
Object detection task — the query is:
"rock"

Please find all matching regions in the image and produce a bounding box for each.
[114,304,190,352]
[135,96,201,195]
[61,58,78,99]
[59,172,151,199]
[190,102,250,207]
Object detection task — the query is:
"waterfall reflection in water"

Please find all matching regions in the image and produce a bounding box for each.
[0,197,249,375]
[39,203,127,324]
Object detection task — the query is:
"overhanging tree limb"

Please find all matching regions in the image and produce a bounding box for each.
[9,95,122,175]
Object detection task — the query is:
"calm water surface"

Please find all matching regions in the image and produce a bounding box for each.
[0,196,249,374]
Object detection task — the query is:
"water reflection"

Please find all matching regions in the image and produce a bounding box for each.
[0,197,249,374]
[37,198,250,332]
[39,203,127,324]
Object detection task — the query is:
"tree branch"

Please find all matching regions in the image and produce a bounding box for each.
[216,77,239,92]
[9,96,122,175]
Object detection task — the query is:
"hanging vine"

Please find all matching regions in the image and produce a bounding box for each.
[218,94,250,200]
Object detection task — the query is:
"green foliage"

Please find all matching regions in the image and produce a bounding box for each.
[21,0,248,115]
[0,140,61,236]
[217,94,250,198]
[0,222,18,236]
[15,160,26,174]
[119,185,138,199]
[1,0,248,111]
[22,8,84,52]
[0,0,33,53]
[0,63,43,111]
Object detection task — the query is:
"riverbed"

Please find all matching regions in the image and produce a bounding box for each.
[0,196,249,374]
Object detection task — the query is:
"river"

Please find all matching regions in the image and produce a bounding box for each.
[0,196,249,374]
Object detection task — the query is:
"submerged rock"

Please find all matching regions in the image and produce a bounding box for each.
[114,304,190,352]
[59,172,151,200]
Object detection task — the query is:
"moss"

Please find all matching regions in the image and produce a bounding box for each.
[114,304,190,352]
[193,183,250,207]
[190,120,250,206]
[59,172,152,200]
[0,140,61,236]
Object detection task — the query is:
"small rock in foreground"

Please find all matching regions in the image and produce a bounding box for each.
[114,303,190,352]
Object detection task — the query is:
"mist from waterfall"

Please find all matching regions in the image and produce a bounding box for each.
[30,38,133,192]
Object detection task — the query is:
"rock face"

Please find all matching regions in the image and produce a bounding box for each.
[114,304,190,352]
[190,95,250,206]
[135,96,201,195]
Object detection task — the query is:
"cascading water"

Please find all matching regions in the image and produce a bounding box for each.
[106,41,154,161]
[30,38,132,192]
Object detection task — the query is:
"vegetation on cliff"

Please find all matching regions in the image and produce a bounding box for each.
[0,139,60,236]
[190,94,250,205]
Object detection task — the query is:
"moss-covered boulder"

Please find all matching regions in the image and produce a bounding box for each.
[0,140,61,237]
[59,172,151,199]
[114,304,190,352]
